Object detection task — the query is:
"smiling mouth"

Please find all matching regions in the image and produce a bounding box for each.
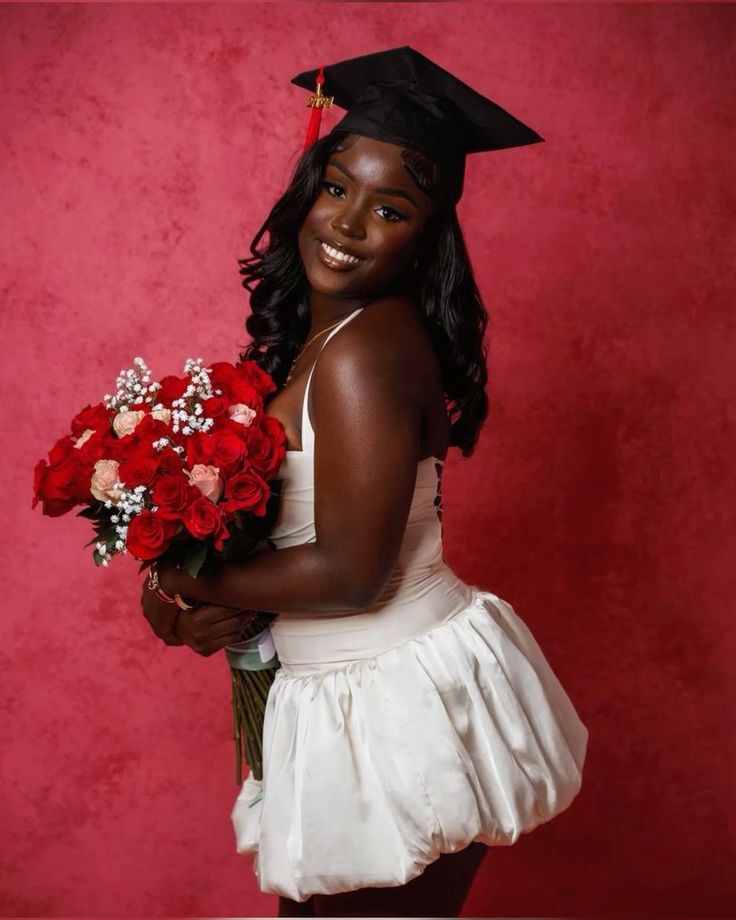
[317,239,362,269]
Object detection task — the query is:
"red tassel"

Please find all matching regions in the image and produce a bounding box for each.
[304,106,323,151]
[303,66,333,153]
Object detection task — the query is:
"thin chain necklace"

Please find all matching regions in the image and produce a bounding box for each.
[285,317,346,386]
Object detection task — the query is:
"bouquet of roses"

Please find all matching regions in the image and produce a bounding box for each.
[32,355,286,783]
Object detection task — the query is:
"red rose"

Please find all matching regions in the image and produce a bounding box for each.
[118,451,160,488]
[220,469,270,516]
[73,428,114,465]
[156,375,188,406]
[109,414,167,460]
[32,455,90,516]
[182,497,230,550]
[48,434,76,465]
[210,429,247,474]
[201,396,228,418]
[234,360,277,398]
[127,414,172,446]
[217,415,254,438]
[32,459,80,516]
[157,447,183,476]
[229,378,260,408]
[186,432,214,467]
[152,475,200,521]
[208,362,237,393]
[246,416,287,478]
[71,402,112,438]
[126,511,179,561]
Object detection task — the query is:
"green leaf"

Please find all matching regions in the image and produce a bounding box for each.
[97,527,118,543]
[183,543,208,579]
[77,505,102,520]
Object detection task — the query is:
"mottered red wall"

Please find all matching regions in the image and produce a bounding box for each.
[3,3,735,917]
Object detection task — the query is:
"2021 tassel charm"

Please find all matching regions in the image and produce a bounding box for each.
[302,65,333,151]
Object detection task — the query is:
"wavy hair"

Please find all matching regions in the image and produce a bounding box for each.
[238,131,489,457]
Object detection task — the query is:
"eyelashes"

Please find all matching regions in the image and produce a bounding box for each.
[321,181,407,222]
[322,180,346,200]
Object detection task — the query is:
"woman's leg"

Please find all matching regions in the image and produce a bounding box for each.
[311,841,488,918]
[278,895,316,917]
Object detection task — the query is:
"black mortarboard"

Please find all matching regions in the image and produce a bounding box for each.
[291,46,543,203]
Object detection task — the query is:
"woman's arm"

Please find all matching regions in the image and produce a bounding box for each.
[161,298,426,614]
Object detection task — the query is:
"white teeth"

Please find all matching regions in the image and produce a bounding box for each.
[321,241,359,265]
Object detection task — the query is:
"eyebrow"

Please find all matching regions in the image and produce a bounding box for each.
[328,158,418,208]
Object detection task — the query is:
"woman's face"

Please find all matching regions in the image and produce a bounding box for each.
[298,134,437,301]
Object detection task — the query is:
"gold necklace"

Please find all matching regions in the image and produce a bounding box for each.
[285,318,346,385]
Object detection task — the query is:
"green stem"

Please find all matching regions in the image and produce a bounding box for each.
[234,670,262,779]
[228,656,280,784]
[231,675,244,785]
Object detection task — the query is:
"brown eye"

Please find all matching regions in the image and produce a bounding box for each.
[376,205,406,222]
[322,181,346,198]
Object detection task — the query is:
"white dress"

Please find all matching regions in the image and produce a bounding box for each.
[231,307,589,902]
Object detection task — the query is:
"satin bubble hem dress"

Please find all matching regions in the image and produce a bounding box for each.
[231,308,589,902]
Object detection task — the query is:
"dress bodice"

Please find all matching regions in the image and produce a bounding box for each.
[267,306,475,665]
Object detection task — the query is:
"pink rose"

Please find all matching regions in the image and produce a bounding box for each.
[112,410,146,438]
[187,464,223,503]
[90,459,123,504]
[151,408,172,425]
[227,402,257,427]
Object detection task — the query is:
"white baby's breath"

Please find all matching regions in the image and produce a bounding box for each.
[104,356,161,412]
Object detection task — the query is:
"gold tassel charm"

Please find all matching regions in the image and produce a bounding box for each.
[303,65,334,151]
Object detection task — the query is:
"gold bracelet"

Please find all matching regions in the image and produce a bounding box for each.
[174,593,197,610]
[147,561,177,604]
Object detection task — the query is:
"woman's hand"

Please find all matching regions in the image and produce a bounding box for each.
[140,580,184,646]
[173,603,259,657]
[140,580,259,656]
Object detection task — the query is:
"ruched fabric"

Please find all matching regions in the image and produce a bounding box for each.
[231,307,589,901]
[232,590,588,901]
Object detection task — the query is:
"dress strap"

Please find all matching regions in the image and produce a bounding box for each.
[300,307,364,455]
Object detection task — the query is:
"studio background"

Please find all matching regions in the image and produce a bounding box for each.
[2,3,734,917]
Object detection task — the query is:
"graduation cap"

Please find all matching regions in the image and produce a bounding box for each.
[291,46,543,203]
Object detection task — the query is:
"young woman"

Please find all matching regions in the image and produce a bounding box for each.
[141,48,589,918]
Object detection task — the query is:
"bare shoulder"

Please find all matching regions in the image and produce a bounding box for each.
[315,295,434,393]
[354,294,429,347]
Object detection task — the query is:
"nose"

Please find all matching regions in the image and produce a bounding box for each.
[329,200,367,241]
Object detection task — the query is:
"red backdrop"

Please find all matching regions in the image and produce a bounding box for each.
[3,3,735,917]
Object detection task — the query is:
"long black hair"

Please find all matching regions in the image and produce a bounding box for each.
[238,131,489,457]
